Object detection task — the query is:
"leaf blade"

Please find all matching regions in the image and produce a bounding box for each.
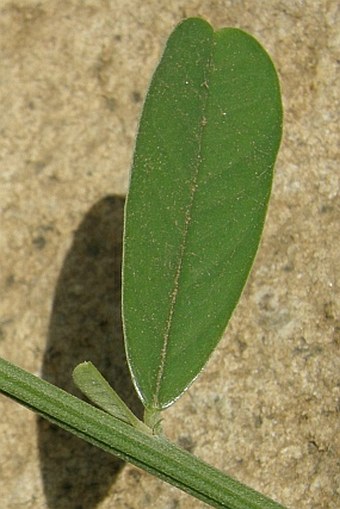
[72,361,151,433]
[122,18,282,409]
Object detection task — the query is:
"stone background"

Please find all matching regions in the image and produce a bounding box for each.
[0,1,339,508]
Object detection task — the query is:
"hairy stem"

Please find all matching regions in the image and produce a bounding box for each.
[0,357,286,509]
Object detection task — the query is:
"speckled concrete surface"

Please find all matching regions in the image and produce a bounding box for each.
[0,1,339,509]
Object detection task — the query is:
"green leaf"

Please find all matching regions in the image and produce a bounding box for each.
[72,361,151,434]
[122,18,282,410]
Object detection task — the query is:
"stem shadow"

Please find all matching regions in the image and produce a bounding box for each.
[37,195,143,509]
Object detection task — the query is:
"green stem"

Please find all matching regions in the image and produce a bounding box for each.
[0,357,286,509]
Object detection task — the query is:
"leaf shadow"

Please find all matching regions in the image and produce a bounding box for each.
[37,195,143,509]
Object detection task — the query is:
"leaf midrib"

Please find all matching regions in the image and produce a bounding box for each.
[153,50,214,408]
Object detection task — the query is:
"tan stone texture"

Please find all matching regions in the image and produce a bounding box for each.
[0,1,339,508]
